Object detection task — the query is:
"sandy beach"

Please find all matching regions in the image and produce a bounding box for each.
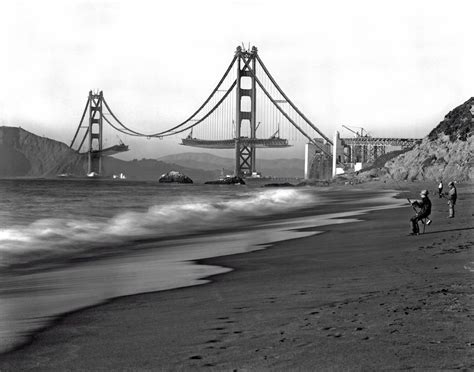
[0,182,472,371]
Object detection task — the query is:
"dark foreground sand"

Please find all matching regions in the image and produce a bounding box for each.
[0,183,472,371]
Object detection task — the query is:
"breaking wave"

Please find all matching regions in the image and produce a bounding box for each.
[0,188,316,268]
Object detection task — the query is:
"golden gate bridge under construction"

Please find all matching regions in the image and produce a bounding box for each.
[69,45,419,178]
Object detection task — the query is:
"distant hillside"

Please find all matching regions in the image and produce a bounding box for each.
[0,127,217,181]
[355,98,473,182]
[0,126,85,177]
[158,152,305,178]
[157,152,234,171]
[102,157,217,182]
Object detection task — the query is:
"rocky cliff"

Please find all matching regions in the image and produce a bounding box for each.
[384,98,473,182]
[355,98,473,183]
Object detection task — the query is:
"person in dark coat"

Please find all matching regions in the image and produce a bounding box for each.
[410,189,432,235]
[446,181,457,218]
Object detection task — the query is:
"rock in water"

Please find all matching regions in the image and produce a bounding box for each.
[158,171,193,183]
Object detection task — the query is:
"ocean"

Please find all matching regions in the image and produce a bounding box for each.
[0,179,403,354]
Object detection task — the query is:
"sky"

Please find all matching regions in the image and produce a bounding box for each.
[0,0,473,160]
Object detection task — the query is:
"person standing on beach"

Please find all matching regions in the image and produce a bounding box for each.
[409,190,432,235]
[445,181,457,218]
[438,180,443,198]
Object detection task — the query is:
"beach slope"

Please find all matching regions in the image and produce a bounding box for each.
[0,185,472,370]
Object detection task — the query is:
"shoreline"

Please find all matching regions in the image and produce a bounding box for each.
[0,183,472,370]
[0,188,402,354]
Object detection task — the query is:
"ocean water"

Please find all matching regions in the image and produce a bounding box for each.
[0,179,403,353]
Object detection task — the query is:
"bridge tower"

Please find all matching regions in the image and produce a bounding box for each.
[87,90,104,175]
[234,46,258,177]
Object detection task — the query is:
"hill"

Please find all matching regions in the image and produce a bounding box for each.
[428,97,473,142]
[0,126,86,177]
[0,127,217,181]
[101,157,217,182]
[158,152,305,178]
[354,98,473,182]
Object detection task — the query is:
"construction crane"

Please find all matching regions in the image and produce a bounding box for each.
[342,125,370,138]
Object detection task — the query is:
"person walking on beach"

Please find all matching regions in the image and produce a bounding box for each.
[445,181,457,218]
[409,190,432,235]
[438,180,443,198]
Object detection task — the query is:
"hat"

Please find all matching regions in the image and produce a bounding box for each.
[420,190,429,197]
[448,181,454,186]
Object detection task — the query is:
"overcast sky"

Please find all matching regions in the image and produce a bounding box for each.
[1,0,472,160]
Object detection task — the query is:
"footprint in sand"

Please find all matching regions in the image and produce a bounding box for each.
[320,326,335,331]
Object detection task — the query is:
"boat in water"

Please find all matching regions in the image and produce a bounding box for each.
[113,173,127,180]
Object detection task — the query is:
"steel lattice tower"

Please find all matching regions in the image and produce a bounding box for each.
[234,46,258,177]
[88,91,104,175]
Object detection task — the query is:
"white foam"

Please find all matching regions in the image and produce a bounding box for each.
[0,189,315,267]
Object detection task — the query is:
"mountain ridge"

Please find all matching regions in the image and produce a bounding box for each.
[157,152,305,177]
[0,126,217,181]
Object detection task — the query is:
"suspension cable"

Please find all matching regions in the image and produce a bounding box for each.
[101,55,239,138]
[77,128,89,153]
[158,80,237,137]
[246,67,334,158]
[70,98,90,148]
[102,98,153,136]
[103,115,144,137]
[256,54,332,145]
[154,54,238,136]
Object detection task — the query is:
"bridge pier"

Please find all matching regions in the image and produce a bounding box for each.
[305,140,332,180]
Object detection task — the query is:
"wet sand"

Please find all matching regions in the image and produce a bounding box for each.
[0,183,472,370]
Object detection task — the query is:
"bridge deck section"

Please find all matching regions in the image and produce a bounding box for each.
[181,137,290,149]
